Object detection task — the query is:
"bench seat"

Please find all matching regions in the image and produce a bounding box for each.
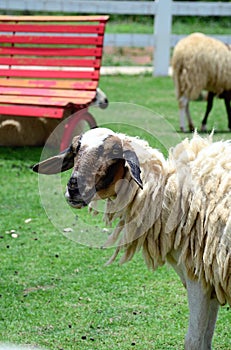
[0,15,109,149]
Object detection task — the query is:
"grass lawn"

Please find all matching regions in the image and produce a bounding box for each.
[106,15,231,35]
[106,16,230,35]
[0,75,230,350]
[103,16,231,67]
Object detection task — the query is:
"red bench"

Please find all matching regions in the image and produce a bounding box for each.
[0,15,109,150]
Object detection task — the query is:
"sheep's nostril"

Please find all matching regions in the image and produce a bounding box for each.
[68,177,78,188]
[67,177,80,198]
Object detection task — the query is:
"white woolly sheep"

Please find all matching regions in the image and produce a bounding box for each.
[0,87,108,147]
[33,127,231,350]
[172,32,231,132]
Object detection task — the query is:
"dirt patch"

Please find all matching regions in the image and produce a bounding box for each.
[104,46,153,66]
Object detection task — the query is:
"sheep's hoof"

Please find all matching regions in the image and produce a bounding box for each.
[189,124,195,132]
[200,125,207,133]
[180,127,186,133]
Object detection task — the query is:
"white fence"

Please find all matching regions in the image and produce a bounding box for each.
[1,0,231,76]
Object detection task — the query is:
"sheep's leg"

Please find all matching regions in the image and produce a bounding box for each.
[179,96,193,132]
[223,95,231,130]
[203,298,219,350]
[185,100,194,132]
[184,279,213,350]
[201,92,215,132]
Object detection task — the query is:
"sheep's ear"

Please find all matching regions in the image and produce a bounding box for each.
[32,146,74,174]
[123,149,143,189]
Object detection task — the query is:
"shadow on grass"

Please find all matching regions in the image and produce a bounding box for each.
[0,146,42,162]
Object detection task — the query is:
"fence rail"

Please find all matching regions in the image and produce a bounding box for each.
[1,0,231,75]
[1,1,231,16]
[2,1,156,15]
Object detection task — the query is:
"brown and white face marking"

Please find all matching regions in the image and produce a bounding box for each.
[66,128,127,208]
[33,128,143,209]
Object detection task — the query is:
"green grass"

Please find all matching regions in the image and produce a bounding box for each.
[172,16,231,35]
[106,16,231,35]
[0,76,230,350]
[98,75,231,136]
[104,16,231,66]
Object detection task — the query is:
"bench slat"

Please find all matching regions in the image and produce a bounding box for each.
[0,47,103,57]
[0,78,98,90]
[0,24,106,34]
[0,95,92,106]
[0,86,96,99]
[0,15,109,23]
[0,35,104,46]
[0,69,99,80]
[0,15,109,126]
[0,104,64,118]
[0,57,101,68]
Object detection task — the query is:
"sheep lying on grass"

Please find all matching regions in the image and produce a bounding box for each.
[0,87,108,147]
[172,32,231,132]
[91,87,108,110]
[33,128,231,349]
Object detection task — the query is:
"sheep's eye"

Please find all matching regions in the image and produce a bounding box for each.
[112,148,120,155]
[111,145,122,156]
[75,139,82,154]
[71,134,82,155]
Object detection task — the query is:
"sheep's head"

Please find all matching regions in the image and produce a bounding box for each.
[33,128,143,208]
[91,87,109,109]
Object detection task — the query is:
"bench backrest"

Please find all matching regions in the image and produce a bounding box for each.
[0,15,109,91]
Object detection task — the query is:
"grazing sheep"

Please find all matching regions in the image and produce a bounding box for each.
[0,87,108,147]
[33,127,231,349]
[172,32,231,132]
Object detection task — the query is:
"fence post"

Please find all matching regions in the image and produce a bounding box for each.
[153,0,172,76]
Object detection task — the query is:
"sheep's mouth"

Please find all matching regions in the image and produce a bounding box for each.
[67,199,88,209]
[66,190,95,209]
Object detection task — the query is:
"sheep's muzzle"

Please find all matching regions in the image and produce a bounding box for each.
[65,158,126,209]
[65,176,89,208]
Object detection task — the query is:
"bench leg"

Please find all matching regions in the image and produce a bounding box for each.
[60,108,97,151]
